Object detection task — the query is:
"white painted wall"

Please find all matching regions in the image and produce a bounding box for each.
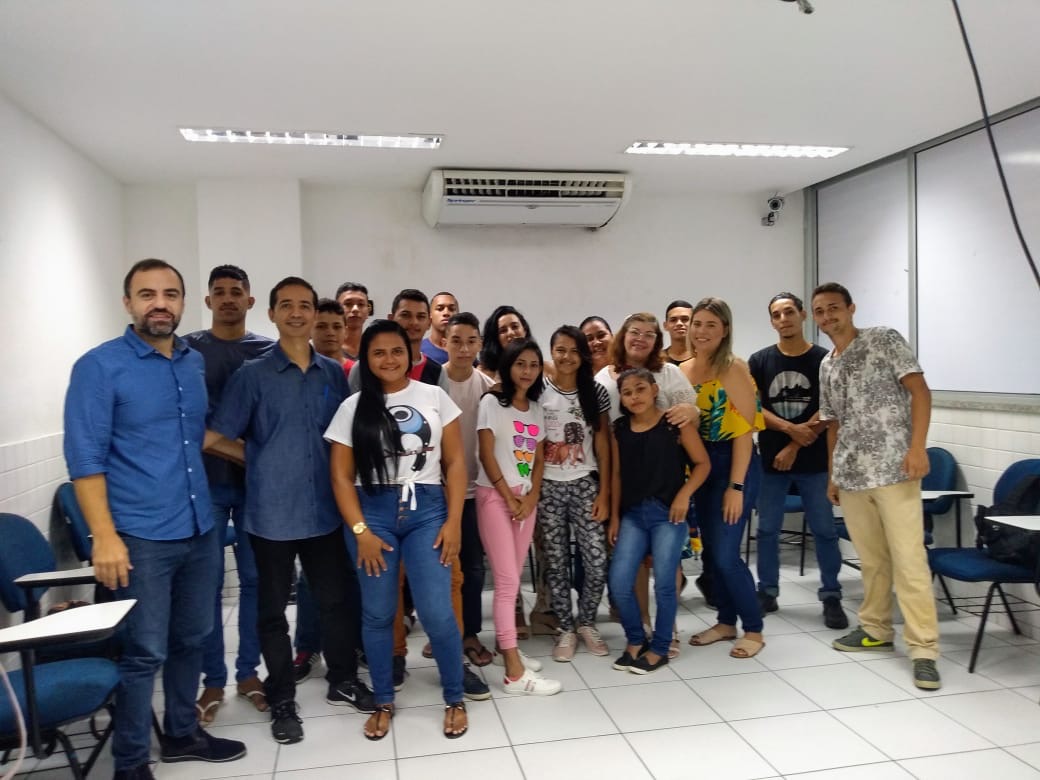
[301,186,806,356]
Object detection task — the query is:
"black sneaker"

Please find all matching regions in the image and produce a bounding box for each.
[326,677,376,713]
[113,765,154,780]
[757,591,779,614]
[612,641,650,671]
[393,655,408,691]
[292,651,321,683]
[913,659,942,690]
[159,728,246,763]
[832,627,894,652]
[628,651,669,675]
[463,663,491,701]
[270,700,303,744]
[822,596,849,629]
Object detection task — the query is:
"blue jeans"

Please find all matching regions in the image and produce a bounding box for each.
[201,484,261,687]
[112,529,221,770]
[344,484,463,705]
[755,471,843,600]
[694,441,763,633]
[608,499,687,656]
[293,569,322,653]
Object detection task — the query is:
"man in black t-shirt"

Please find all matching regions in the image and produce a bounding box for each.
[747,293,847,629]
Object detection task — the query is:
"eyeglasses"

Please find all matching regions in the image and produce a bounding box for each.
[627,329,658,341]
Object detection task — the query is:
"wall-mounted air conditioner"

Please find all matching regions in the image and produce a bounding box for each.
[422,169,632,228]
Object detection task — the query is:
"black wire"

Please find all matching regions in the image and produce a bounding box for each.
[950,0,1040,291]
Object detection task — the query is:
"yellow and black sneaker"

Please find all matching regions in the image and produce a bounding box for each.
[832,627,894,652]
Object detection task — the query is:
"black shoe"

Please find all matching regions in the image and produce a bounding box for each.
[611,641,650,671]
[628,651,669,675]
[327,677,376,713]
[463,663,491,701]
[160,728,247,763]
[270,700,304,744]
[393,655,408,691]
[292,651,321,683]
[695,574,717,609]
[114,765,155,780]
[822,596,849,630]
[757,591,779,614]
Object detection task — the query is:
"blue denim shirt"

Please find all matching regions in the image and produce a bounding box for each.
[212,344,349,541]
[63,326,214,540]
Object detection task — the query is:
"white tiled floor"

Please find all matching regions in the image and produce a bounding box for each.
[12,547,1040,779]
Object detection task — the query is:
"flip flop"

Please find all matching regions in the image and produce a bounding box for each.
[463,641,493,667]
[364,704,394,741]
[443,701,468,739]
[689,626,738,647]
[236,677,269,712]
[422,642,434,659]
[195,688,224,726]
[730,637,765,659]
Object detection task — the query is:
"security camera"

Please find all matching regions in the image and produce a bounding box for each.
[767,196,785,212]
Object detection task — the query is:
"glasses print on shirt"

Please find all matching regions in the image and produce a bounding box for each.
[389,405,434,471]
[512,419,540,478]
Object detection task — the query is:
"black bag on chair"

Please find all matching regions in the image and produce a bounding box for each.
[974,475,1040,567]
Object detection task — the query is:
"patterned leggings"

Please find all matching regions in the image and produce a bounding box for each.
[538,474,608,631]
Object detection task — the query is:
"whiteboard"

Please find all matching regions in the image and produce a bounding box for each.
[817,158,911,339]
[916,107,1040,394]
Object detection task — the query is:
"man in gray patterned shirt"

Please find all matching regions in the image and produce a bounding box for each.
[812,282,940,691]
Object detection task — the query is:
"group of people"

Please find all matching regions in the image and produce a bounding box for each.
[62,259,941,780]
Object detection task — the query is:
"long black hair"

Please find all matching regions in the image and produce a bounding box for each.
[489,338,544,407]
[479,305,531,374]
[351,319,411,492]
[550,325,601,432]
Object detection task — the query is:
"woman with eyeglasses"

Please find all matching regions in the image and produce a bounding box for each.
[475,338,563,696]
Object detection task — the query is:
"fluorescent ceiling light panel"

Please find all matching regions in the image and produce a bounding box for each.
[625,141,849,158]
[179,127,442,149]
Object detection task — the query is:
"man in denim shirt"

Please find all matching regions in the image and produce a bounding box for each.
[209,276,373,745]
[64,259,246,780]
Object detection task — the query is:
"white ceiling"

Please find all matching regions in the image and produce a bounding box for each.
[1,0,1038,195]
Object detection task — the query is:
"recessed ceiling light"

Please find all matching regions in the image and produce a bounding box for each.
[625,141,849,159]
[179,127,442,149]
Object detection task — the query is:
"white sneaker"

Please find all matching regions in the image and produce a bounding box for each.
[553,631,577,662]
[502,668,562,696]
[577,625,609,656]
[492,649,543,672]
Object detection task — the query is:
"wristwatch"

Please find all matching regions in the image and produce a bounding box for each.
[351,521,368,536]
[729,482,745,492]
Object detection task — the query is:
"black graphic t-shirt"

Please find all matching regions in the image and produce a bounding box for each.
[747,344,828,474]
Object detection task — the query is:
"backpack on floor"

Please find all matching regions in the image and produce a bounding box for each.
[974,475,1040,567]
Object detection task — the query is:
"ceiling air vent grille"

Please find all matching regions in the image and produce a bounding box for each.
[442,174,627,199]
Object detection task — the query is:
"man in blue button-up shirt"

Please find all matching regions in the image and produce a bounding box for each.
[209,276,373,745]
[64,259,247,779]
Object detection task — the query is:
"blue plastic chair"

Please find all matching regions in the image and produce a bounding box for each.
[928,458,1040,672]
[0,513,122,778]
[921,447,958,545]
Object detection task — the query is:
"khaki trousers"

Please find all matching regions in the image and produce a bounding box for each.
[839,479,940,660]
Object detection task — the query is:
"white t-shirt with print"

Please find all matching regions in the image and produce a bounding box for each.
[444,369,495,499]
[819,327,923,492]
[475,394,546,494]
[325,380,461,487]
[540,378,610,482]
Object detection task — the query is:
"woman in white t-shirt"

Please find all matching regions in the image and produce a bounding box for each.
[326,320,469,741]
[540,325,613,662]
[476,339,562,696]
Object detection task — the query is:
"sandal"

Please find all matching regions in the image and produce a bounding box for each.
[364,704,394,741]
[443,701,468,739]
[730,637,765,659]
[689,626,738,647]
[463,639,493,667]
[236,676,269,712]
[669,631,681,660]
[195,687,224,726]
[422,642,434,659]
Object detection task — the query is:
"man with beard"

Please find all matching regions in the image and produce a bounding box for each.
[185,265,274,725]
[64,259,247,779]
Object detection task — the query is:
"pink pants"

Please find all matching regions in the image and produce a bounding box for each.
[476,485,536,650]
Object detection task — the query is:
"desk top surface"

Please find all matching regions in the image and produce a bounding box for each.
[986,516,1040,531]
[921,490,974,500]
[0,600,136,652]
